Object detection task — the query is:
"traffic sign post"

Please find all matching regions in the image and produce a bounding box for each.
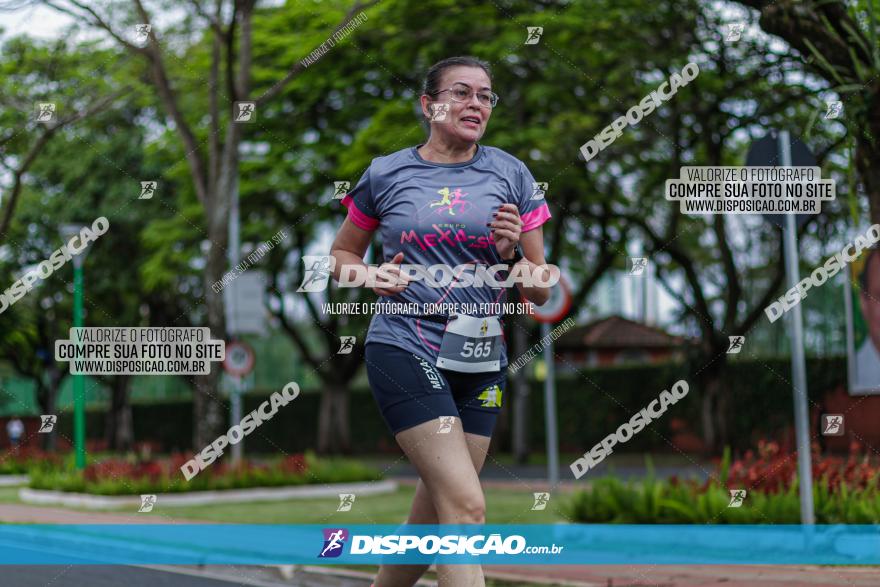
[747,130,815,525]
[529,274,573,488]
[223,340,256,466]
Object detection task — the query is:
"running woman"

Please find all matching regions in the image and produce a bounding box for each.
[330,56,554,587]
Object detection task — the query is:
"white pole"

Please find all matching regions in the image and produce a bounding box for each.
[779,130,815,525]
[542,322,559,487]
[231,375,243,465]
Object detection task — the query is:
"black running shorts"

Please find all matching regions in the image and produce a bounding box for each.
[364,342,505,437]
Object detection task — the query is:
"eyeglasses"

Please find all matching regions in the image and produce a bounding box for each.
[430,83,499,108]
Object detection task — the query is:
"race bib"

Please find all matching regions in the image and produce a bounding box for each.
[436,314,503,373]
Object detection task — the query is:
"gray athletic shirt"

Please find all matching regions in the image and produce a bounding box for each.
[341,144,551,367]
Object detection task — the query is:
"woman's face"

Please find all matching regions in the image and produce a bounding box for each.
[422,65,493,146]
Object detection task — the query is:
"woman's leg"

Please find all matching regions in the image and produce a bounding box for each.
[372,418,491,587]
[374,428,491,586]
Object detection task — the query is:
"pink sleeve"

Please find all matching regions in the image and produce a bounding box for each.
[521,203,551,232]
[341,194,380,231]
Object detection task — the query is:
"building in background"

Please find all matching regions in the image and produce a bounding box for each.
[554,315,690,371]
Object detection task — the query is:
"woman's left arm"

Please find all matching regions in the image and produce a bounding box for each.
[490,202,557,306]
[513,226,557,306]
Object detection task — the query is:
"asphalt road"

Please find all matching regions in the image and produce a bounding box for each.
[4,567,249,587]
[1,566,373,587]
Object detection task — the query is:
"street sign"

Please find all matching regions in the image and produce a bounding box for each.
[746,131,815,229]
[224,272,268,336]
[223,340,255,377]
[529,273,572,324]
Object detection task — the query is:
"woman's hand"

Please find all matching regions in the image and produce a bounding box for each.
[489,203,522,260]
[371,251,410,296]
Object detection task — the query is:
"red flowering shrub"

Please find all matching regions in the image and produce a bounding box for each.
[725,439,880,494]
[0,447,64,474]
[81,453,309,485]
[31,451,380,495]
[280,454,307,474]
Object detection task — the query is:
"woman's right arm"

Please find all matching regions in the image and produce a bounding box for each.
[330,218,409,296]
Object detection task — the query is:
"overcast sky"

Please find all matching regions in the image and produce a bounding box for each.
[0,3,73,39]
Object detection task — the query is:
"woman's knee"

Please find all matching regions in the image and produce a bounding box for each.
[408,484,439,524]
[437,489,486,524]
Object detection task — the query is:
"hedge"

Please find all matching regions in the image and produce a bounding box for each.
[55,357,844,455]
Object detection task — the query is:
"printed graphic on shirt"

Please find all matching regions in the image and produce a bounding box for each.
[430,187,470,216]
[400,224,493,251]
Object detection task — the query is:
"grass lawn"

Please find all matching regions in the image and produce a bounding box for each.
[136,484,572,524]
[0,486,22,503]
[3,482,573,524]
[0,480,571,585]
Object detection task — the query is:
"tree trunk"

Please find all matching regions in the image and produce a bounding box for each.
[700,375,717,456]
[104,376,133,451]
[699,355,729,456]
[193,182,231,450]
[193,373,224,450]
[317,382,350,455]
[715,374,731,451]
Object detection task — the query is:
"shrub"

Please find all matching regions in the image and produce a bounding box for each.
[725,439,880,494]
[28,451,382,495]
[0,447,64,475]
[567,444,880,524]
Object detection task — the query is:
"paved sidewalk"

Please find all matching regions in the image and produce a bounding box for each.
[482,564,880,586]
[0,503,210,524]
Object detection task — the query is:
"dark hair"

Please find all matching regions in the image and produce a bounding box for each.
[423,56,493,98]
[860,247,879,293]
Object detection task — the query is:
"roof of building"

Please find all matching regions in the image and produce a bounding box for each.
[555,315,688,350]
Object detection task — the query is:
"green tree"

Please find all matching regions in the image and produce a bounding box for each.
[35,0,377,449]
[737,0,880,224]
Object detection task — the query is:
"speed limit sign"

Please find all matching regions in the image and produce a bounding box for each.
[223,341,255,377]
[529,273,572,324]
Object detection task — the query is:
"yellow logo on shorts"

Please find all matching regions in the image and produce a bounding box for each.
[478,384,502,407]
